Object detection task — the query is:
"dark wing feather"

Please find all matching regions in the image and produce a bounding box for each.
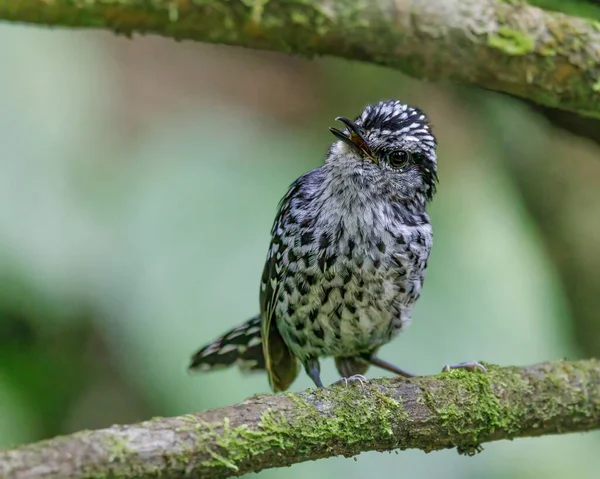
[259,176,310,392]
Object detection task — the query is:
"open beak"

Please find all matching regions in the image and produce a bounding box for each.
[329,117,377,164]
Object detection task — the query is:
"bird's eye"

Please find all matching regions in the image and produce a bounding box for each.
[388,150,411,169]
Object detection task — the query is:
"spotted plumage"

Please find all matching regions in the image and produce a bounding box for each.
[189,315,265,372]
[189,99,485,392]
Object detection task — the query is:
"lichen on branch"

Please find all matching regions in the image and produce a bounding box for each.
[0,0,599,119]
[1,359,599,479]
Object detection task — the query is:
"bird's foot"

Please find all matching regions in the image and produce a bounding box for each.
[441,361,486,374]
[333,374,367,389]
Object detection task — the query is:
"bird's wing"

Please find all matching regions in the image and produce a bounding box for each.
[259,251,299,392]
[259,177,309,392]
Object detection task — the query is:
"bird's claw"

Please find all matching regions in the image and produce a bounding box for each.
[441,361,486,374]
[334,374,367,389]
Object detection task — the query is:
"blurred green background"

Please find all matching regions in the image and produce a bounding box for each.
[0,22,599,479]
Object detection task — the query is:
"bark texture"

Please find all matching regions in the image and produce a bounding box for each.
[0,0,599,118]
[1,359,599,479]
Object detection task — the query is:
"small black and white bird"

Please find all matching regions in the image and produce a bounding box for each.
[189,99,484,392]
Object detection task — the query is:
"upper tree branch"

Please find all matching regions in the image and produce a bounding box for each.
[1,359,599,479]
[0,0,599,119]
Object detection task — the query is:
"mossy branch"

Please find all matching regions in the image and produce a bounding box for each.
[1,359,599,479]
[0,0,599,119]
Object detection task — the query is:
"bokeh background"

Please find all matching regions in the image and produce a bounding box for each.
[1,21,599,479]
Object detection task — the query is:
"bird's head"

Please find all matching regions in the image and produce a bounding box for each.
[328,99,438,203]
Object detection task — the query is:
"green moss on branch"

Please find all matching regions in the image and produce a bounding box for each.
[0,0,599,118]
[0,359,599,479]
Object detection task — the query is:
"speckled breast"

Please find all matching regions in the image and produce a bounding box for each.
[274,225,430,360]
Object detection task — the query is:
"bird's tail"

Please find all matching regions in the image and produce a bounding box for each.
[188,315,266,373]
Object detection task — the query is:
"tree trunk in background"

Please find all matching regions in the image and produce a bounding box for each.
[487,97,600,357]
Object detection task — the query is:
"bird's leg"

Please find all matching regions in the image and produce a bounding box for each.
[367,354,486,377]
[365,353,418,378]
[304,357,324,388]
[441,361,486,373]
